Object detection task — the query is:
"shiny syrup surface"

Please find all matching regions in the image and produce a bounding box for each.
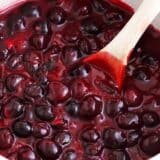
[0,0,160,160]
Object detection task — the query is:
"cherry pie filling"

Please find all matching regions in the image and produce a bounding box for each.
[0,0,159,160]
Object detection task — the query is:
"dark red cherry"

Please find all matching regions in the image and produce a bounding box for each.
[48,7,66,25]
[37,139,62,159]
[81,128,99,143]
[78,38,91,55]
[33,19,51,35]
[108,150,130,160]
[84,142,102,156]
[71,79,89,99]
[116,112,141,130]
[18,147,36,160]
[140,134,160,156]
[23,51,40,73]
[81,17,102,34]
[0,47,9,62]
[105,11,124,26]
[24,84,43,98]
[70,64,91,78]
[21,2,41,18]
[0,81,4,99]
[124,87,143,107]
[105,99,125,118]
[3,97,24,118]
[79,95,102,119]
[133,67,151,81]
[141,111,159,127]
[35,105,54,121]
[7,15,26,34]
[103,128,126,149]
[88,37,102,51]
[33,122,50,138]
[30,34,51,50]
[5,74,23,92]
[65,100,80,117]
[63,23,81,42]
[62,149,77,160]
[12,120,32,138]
[47,81,70,103]
[126,130,141,147]
[0,128,14,149]
[74,0,92,16]
[7,54,23,69]
[61,46,80,65]
[55,131,72,147]
[92,0,108,12]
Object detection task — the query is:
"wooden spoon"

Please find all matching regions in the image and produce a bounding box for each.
[83,0,160,89]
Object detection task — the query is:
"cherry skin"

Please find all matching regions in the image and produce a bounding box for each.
[37,139,62,159]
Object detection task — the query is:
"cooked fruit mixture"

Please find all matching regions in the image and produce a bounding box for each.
[0,0,160,159]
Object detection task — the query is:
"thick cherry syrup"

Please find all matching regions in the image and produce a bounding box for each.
[0,0,159,160]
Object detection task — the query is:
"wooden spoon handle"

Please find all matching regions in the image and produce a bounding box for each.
[101,0,160,65]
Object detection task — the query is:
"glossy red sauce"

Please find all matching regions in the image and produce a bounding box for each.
[0,0,159,160]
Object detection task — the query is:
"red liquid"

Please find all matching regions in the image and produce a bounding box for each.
[0,0,159,160]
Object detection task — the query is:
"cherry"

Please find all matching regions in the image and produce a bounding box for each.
[33,19,51,35]
[33,122,50,138]
[142,55,159,68]
[79,95,102,119]
[17,147,36,160]
[37,139,62,159]
[105,99,125,118]
[48,7,66,25]
[124,87,143,107]
[5,74,23,92]
[30,34,51,50]
[81,17,102,34]
[12,120,32,137]
[62,149,77,160]
[133,67,151,81]
[0,47,8,62]
[7,15,26,34]
[77,1,92,16]
[108,150,130,160]
[116,112,141,130]
[70,64,91,77]
[81,128,99,143]
[61,46,80,65]
[92,0,108,12]
[63,23,81,42]
[24,84,43,98]
[141,111,159,127]
[21,2,41,18]
[65,100,80,117]
[47,81,70,103]
[0,81,4,99]
[105,11,124,26]
[84,142,102,156]
[0,128,14,149]
[55,131,72,147]
[140,134,160,156]
[103,128,126,149]
[71,78,89,99]
[23,51,40,73]
[35,105,54,121]
[3,97,24,118]
[7,54,23,69]
[78,38,91,55]
[88,36,102,51]
[126,130,141,147]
